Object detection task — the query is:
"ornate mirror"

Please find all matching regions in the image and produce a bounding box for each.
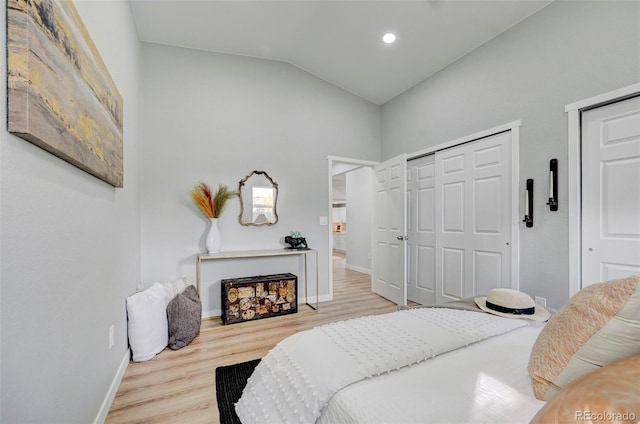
[239,170,279,226]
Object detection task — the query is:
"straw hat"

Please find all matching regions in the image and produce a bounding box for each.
[474,288,550,321]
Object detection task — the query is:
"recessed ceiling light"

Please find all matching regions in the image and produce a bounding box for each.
[382,33,396,44]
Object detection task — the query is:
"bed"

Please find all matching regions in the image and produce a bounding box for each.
[235,275,640,424]
[318,324,545,424]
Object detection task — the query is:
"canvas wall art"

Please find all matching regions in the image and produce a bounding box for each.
[7,0,124,187]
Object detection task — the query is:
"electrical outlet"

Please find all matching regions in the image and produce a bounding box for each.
[534,296,547,307]
[109,325,115,350]
[319,216,328,226]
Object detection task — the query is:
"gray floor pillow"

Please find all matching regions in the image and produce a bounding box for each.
[167,285,202,350]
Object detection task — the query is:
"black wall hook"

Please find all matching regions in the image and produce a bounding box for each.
[547,159,558,211]
[523,178,534,227]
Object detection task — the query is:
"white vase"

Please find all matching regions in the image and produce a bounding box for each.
[205,218,221,253]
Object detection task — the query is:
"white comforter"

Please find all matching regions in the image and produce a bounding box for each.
[318,324,546,424]
[235,308,532,424]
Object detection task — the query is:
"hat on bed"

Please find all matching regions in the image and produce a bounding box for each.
[474,288,550,321]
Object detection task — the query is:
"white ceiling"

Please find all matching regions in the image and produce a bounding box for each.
[130,0,552,105]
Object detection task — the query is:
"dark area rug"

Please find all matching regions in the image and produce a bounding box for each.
[215,359,261,424]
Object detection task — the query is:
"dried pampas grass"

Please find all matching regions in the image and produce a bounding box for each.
[191,182,238,218]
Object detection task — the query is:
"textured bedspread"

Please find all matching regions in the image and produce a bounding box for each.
[318,325,546,424]
[235,308,530,424]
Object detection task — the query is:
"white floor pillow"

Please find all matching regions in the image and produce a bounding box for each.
[126,282,169,362]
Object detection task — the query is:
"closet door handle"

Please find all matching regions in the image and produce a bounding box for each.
[396,236,409,241]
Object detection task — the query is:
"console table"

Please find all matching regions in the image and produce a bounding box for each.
[196,248,319,312]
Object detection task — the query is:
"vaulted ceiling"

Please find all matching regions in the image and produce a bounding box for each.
[131,1,552,105]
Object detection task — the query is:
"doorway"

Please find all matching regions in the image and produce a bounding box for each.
[327,156,378,301]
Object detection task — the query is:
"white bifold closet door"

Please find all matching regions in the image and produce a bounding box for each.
[435,131,512,304]
[581,96,640,286]
[407,154,436,305]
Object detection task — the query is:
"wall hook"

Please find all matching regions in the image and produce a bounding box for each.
[547,158,558,211]
[523,178,534,227]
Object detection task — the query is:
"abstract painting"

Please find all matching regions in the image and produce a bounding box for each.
[7,0,124,187]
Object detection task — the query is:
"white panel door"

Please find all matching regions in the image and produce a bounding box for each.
[407,154,436,305]
[435,132,512,303]
[582,96,640,286]
[372,154,407,305]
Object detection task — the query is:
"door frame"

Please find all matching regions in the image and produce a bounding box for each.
[407,120,522,291]
[565,82,640,297]
[327,155,379,301]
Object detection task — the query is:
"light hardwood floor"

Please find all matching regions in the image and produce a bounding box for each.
[105,252,397,424]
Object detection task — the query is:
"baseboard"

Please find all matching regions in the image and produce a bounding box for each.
[203,308,222,319]
[304,294,332,304]
[94,348,130,424]
[345,264,371,275]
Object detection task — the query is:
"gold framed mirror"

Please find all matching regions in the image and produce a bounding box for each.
[238,170,279,226]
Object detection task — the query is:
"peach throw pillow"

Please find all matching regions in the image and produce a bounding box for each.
[530,355,640,424]
[528,275,640,401]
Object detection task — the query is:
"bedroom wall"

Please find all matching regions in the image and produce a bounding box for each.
[381,1,640,310]
[0,1,141,423]
[139,43,381,314]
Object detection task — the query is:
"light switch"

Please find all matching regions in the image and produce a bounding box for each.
[319,216,328,226]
